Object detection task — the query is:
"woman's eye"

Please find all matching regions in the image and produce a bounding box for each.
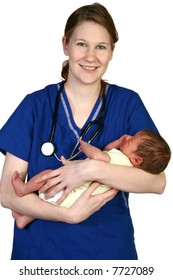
[77,42,87,47]
[96,45,106,49]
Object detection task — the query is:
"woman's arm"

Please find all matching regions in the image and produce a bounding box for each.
[90,160,166,194]
[0,153,117,224]
[38,157,166,197]
[0,153,69,222]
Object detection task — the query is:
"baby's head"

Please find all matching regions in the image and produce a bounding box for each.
[120,129,171,174]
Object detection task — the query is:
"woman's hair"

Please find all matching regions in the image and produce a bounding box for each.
[61,2,119,80]
[136,130,171,174]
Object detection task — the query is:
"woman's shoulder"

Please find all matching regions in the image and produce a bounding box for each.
[17,83,60,112]
[106,82,141,103]
[107,82,139,96]
[27,83,58,102]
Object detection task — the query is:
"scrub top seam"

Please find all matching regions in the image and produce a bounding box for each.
[92,99,102,120]
[61,94,80,140]
[121,191,129,208]
[92,83,109,120]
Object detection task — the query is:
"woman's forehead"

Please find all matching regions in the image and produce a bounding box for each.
[70,21,111,42]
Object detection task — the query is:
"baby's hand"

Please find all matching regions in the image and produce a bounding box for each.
[104,134,129,150]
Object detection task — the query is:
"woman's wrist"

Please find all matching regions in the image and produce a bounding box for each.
[54,205,78,224]
[84,159,105,182]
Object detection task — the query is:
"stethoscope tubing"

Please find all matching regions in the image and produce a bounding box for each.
[41,82,106,161]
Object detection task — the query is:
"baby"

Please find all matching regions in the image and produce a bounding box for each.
[11,129,171,228]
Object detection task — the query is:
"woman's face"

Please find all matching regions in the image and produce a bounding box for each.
[62,21,114,85]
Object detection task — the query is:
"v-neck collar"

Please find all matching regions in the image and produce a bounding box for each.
[56,83,109,141]
[61,86,103,131]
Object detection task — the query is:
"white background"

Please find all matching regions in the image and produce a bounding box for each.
[0,0,172,279]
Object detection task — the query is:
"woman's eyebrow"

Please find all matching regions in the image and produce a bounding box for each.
[74,38,110,45]
[74,38,86,42]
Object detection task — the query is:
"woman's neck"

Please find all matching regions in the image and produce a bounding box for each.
[65,77,101,98]
[64,79,102,128]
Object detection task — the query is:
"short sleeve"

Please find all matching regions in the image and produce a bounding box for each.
[0,94,35,161]
[127,93,159,134]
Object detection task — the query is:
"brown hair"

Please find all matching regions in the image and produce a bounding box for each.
[61,2,119,81]
[136,130,171,174]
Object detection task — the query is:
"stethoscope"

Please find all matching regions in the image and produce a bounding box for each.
[41,82,106,161]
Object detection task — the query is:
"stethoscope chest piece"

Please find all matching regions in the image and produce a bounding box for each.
[41,142,55,156]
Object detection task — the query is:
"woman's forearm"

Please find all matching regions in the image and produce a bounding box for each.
[1,178,117,224]
[36,157,166,196]
[86,160,166,194]
[0,153,70,223]
[1,180,70,223]
[0,153,117,224]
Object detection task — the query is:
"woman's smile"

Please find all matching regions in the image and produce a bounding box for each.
[80,64,99,72]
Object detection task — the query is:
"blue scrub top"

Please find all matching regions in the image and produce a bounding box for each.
[0,82,158,260]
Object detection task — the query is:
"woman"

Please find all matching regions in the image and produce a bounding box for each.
[0,3,165,260]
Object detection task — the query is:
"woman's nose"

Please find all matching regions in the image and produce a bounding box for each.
[84,48,96,61]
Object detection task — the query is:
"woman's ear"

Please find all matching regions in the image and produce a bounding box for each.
[110,43,115,61]
[62,36,69,56]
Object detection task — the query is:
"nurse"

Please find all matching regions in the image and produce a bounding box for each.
[0,3,166,260]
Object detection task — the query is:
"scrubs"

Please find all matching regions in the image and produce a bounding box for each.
[0,82,158,260]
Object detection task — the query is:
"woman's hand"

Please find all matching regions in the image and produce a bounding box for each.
[65,182,118,223]
[38,156,90,200]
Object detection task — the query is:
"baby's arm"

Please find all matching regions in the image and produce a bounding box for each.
[79,139,110,162]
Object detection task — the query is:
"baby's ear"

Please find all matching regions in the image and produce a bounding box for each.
[131,156,143,166]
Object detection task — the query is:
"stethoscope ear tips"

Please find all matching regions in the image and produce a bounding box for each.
[41,142,55,156]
